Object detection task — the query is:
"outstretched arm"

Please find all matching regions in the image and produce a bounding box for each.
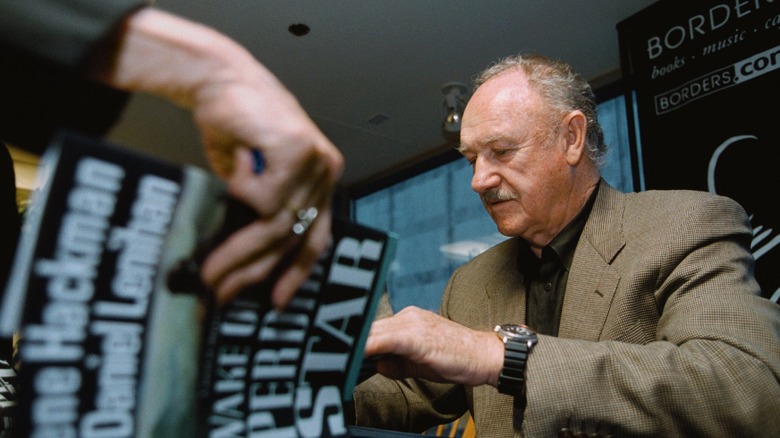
[365,306,504,387]
[90,7,344,308]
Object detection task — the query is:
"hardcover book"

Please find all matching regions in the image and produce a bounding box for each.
[0,132,396,437]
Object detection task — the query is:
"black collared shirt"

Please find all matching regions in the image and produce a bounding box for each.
[519,185,599,336]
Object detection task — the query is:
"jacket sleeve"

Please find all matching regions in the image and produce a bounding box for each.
[0,0,147,152]
[353,374,466,433]
[353,269,473,432]
[0,0,146,68]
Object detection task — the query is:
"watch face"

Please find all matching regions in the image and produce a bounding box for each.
[495,324,536,339]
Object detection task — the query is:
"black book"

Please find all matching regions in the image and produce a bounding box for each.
[0,132,396,437]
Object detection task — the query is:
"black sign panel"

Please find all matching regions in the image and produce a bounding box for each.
[619,0,780,303]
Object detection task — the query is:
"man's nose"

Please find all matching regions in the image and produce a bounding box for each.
[471,157,500,194]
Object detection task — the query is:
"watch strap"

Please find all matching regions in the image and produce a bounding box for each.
[498,338,532,394]
[494,325,537,395]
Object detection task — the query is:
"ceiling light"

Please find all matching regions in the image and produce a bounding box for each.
[288,23,310,36]
[442,82,469,134]
[368,113,390,125]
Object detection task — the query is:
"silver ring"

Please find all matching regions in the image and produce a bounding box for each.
[292,206,318,235]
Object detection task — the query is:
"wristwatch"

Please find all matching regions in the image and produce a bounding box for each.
[494,323,537,395]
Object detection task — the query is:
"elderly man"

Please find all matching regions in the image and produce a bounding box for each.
[353,54,780,437]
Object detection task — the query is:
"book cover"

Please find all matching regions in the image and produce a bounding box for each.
[0,132,396,437]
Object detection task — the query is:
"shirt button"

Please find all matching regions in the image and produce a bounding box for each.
[544,282,552,291]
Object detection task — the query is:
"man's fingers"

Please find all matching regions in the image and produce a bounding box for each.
[200,212,296,299]
[270,212,333,310]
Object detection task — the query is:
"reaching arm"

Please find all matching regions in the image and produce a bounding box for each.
[87,8,344,308]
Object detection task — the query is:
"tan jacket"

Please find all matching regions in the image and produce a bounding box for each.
[354,181,780,437]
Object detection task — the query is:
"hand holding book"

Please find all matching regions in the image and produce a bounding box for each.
[88,8,346,311]
[1,134,395,437]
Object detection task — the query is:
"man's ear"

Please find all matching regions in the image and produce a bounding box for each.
[562,110,587,166]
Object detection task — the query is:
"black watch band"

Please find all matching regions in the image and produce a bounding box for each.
[494,324,537,395]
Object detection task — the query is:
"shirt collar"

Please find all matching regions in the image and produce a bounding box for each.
[518,184,599,269]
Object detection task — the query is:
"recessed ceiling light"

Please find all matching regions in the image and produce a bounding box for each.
[288,23,310,36]
[368,113,390,125]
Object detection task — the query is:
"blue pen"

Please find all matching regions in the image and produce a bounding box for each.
[251,148,265,174]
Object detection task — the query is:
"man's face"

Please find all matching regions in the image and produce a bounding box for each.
[459,70,574,248]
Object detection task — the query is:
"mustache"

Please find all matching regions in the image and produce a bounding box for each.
[480,188,518,204]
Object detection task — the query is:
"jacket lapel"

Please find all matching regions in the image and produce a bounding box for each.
[558,181,625,341]
[484,238,527,325]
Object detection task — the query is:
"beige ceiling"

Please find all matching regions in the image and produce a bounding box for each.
[106,0,657,190]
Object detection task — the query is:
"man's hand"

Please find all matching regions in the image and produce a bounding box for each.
[364,306,504,387]
[92,8,343,309]
[191,67,343,309]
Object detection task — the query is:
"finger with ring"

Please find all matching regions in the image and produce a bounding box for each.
[290,206,318,235]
